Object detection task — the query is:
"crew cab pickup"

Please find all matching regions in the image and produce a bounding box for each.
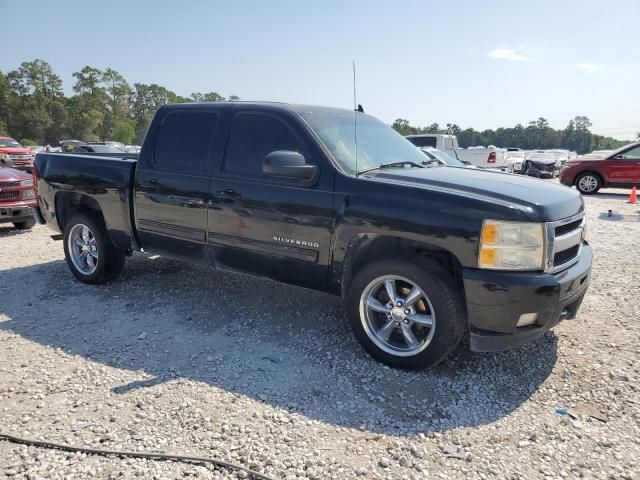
[33,102,592,369]
[406,134,507,169]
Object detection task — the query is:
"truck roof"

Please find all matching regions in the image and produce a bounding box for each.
[162,101,355,116]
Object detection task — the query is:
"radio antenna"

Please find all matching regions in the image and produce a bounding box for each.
[353,60,359,177]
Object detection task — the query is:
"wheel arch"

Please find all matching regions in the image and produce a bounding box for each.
[338,233,466,300]
[55,192,105,232]
[54,191,134,251]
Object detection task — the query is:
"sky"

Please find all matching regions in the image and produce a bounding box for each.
[2,0,639,140]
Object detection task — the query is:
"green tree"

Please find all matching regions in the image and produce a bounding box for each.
[111,119,135,144]
[391,118,418,136]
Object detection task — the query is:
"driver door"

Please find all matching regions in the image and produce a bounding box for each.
[607,145,640,183]
[207,110,335,290]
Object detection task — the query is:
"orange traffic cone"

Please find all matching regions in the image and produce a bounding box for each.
[628,186,637,204]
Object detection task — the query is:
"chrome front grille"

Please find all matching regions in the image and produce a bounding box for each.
[544,213,585,273]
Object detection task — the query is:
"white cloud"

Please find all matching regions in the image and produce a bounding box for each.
[487,48,533,62]
[576,63,606,74]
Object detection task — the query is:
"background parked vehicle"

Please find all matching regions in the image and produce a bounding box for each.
[0,164,36,229]
[87,141,126,152]
[60,140,85,152]
[546,149,571,167]
[0,137,35,172]
[505,151,529,173]
[522,152,559,178]
[560,141,640,194]
[74,144,128,154]
[406,134,507,169]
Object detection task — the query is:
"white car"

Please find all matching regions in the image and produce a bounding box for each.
[505,151,528,173]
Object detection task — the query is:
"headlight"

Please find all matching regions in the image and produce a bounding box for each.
[479,220,545,270]
[23,189,35,199]
[21,179,33,187]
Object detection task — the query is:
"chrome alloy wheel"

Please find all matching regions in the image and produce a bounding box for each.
[68,223,99,275]
[578,175,598,193]
[359,275,436,357]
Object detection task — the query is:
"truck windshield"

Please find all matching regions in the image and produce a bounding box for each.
[300,111,427,175]
[0,138,22,148]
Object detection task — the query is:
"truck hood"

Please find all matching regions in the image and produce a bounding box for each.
[370,166,583,222]
[0,166,31,181]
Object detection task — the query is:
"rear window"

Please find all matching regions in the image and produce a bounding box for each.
[407,136,437,148]
[223,112,308,177]
[154,111,218,174]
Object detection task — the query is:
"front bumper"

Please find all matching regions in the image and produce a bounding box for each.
[0,206,34,224]
[463,242,592,352]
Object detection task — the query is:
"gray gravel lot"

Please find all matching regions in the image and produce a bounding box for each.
[1,187,639,479]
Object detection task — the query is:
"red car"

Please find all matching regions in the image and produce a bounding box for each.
[560,142,640,194]
[0,165,37,229]
[0,136,35,172]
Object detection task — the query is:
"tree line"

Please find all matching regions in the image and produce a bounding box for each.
[0,59,631,152]
[392,116,628,154]
[0,59,240,146]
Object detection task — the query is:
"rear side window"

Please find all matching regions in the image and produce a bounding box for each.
[407,137,437,148]
[154,111,218,174]
[223,112,308,176]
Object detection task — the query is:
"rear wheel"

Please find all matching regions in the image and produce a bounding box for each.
[63,213,125,284]
[347,258,466,370]
[13,219,36,230]
[576,172,601,194]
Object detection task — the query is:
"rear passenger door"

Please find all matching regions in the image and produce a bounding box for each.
[208,109,334,290]
[134,109,219,264]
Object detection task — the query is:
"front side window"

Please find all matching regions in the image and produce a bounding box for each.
[619,146,640,160]
[301,111,427,174]
[224,112,308,176]
[154,111,218,174]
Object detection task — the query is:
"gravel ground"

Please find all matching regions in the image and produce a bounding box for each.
[1,186,639,479]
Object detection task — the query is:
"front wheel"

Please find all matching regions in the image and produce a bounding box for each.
[576,172,601,195]
[347,258,466,370]
[63,213,126,284]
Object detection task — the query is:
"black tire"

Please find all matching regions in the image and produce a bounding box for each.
[63,213,126,284]
[575,172,601,195]
[346,257,466,370]
[13,219,36,230]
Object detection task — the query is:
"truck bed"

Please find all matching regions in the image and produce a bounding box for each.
[34,152,138,250]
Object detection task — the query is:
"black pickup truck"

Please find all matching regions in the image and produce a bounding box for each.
[33,102,592,369]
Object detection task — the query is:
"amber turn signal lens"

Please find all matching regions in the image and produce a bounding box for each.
[479,247,496,267]
[481,223,497,244]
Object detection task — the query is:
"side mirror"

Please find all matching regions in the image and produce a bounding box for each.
[263,150,317,180]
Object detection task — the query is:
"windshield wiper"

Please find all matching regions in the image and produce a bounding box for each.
[358,161,425,175]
